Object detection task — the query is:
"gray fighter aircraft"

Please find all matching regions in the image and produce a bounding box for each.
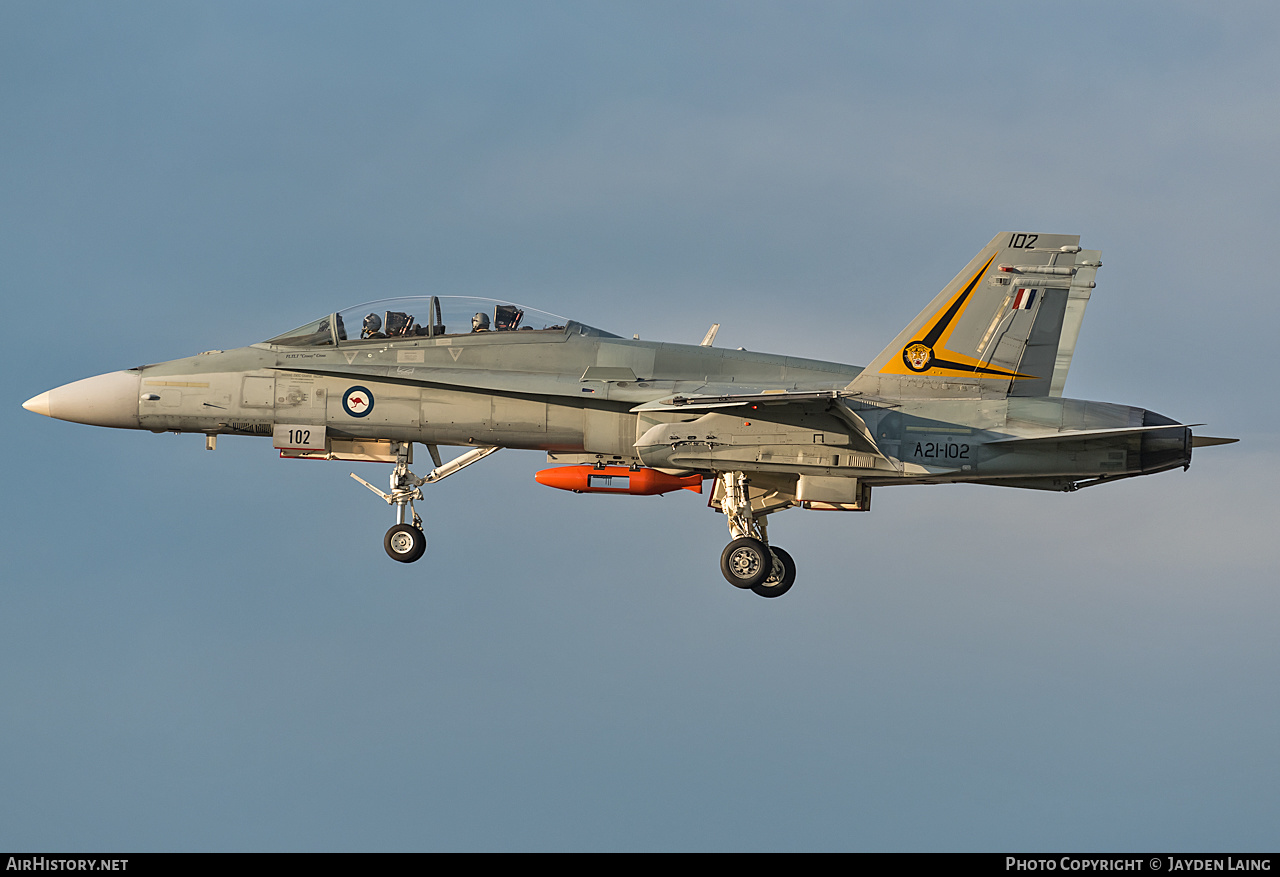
[23,232,1235,597]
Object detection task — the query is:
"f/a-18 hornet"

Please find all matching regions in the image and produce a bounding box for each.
[24,232,1234,597]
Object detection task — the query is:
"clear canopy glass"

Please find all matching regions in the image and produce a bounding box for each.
[266,296,599,347]
[266,315,341,347]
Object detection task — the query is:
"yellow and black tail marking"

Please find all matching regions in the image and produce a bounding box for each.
[878,254,1033,380]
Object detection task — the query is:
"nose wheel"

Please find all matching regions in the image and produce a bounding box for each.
[385,523,427,563]
[352,442,500,564]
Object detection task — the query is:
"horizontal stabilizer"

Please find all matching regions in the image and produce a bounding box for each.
[987,424,1198,445]
[1191,435,1238,448]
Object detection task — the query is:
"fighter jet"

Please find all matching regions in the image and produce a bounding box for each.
[23,232,1235,597]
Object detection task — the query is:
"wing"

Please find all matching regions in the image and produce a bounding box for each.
[632,389,893,468]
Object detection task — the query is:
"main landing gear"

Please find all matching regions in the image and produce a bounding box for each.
[716,472,796,598]
[351,442,500,563]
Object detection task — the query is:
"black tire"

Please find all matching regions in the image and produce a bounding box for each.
[752,546,796,598]
[720,537,772,589]
[384,524,426,563]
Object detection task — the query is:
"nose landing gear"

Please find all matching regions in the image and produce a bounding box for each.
[351,442,501,563]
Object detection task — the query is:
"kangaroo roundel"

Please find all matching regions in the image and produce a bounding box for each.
[342,386,374,417]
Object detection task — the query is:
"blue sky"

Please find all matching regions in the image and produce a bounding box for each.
[2,1,1277,851]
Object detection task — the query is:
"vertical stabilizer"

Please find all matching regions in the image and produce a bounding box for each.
[848,232,1100,399]
[1044,250,1099,397]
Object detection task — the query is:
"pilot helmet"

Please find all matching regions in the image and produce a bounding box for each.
[363,313,382,334]
[472,312,490,331]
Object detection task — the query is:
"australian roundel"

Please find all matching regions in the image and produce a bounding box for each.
[342,385,374,417]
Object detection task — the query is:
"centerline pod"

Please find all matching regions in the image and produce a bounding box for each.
[535,465,703,496]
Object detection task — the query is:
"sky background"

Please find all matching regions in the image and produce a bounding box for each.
[2,1,1277,852]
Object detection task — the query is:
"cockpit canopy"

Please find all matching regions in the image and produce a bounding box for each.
[266,296,603,347]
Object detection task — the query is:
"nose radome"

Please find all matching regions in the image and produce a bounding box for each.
[22,371,142,429]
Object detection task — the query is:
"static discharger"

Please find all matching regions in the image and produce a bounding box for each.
[535,465,703,496]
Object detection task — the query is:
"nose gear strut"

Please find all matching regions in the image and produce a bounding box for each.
[350,442,501,562]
